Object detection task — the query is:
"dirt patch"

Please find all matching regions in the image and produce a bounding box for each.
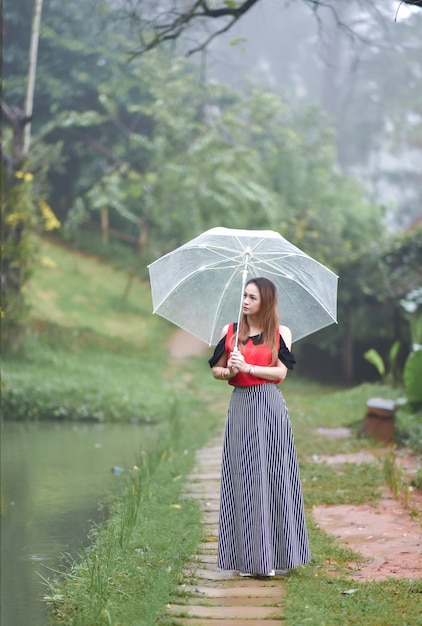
[313,491,422,581]
[312,451,380,465]
[310,448,421,480]
[311,442,422,581]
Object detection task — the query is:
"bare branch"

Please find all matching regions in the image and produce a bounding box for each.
[126,0,261,57]
[187,11,246,56]
[121,0,421,59]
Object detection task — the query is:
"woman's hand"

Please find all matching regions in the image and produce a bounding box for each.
[228,347,248,373]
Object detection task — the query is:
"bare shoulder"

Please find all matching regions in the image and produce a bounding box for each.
[220,323,230,339]
[279,324,292,349]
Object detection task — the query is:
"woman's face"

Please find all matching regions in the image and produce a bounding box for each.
[242,282,261,317]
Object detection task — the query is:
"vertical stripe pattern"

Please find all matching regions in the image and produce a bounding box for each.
[217,384,311,574]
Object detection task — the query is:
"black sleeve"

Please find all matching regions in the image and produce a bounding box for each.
[279,335,296,370]
[208,335,227,367]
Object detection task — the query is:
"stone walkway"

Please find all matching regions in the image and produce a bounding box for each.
[166,432,286,625]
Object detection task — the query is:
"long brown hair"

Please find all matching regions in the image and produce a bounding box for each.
[235,277,280,364]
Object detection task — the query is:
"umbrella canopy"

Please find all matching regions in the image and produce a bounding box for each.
[148,227,338,346]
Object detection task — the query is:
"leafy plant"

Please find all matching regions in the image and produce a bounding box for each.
[401,287,422,406]
[403,350,422,405]
[363,340,401,385]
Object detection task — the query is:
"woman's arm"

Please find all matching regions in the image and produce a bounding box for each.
[229,355,288,381]
[211,325,238,381]
[280,324,292,350]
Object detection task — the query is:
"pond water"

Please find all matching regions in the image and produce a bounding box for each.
[1,420,153,626]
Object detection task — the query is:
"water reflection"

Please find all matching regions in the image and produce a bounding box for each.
[1,420,153,626]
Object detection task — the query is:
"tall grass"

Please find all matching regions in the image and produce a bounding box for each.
[44,394,213,625]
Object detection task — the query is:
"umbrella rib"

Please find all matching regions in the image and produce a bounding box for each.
[209,265,243,344]
[253,257,337,316]
[151,253,244,312]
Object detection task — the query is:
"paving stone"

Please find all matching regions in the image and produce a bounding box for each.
[181,584,284,598]
[213,578,280,589]
[187,473,222,481]
[187,561,217,571]
[183,486,220,496]
[173,617,280,626]
[198,459,221,465]
[196,554,217,565]
[196,503,219,510]
[190,568,236,581]
[201,534,218,547]
[167,605,281,619]
[203,511,220,523]
[165,431,286,625]
[197,542,218,552]
[203,523,219,531]
[185,596,283,607]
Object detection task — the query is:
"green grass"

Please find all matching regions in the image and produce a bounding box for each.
[2,321,181,422]
[286,570,422,626]
[29,238,157,343]
[43,422,208,625]
[2,238,421,626]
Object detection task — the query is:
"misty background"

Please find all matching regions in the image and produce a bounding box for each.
[204,0,421,231]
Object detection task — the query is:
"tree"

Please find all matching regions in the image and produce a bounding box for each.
[114,0,422,58]
[2,0,397,382]
[1,0,61,352]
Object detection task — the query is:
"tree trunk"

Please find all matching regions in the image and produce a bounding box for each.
[1,0,43,352]
[138,218,148,253]
[101,209,109,245]
[23,0,43,155]
[341,320,355,383]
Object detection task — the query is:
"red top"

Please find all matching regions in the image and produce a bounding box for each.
[225,323,282,387]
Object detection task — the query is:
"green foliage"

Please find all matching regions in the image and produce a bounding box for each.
[0,164,62,353]
[364,348,385,377]
[1,167,37,351]
[395,400,422,455]
[364,340,401,385]
[315,225,422,381]
[403,351,422,405]
[4,0,386,263]
[401,288,422,344]
[0,156,61,353]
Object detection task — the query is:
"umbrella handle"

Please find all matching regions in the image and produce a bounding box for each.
[234,266,249,349]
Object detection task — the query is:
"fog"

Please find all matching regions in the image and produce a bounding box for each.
[200,0,422,231]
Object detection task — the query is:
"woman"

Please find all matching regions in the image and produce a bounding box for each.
[208,277,310,577]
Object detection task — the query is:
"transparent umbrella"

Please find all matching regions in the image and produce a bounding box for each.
[148,227,338,346]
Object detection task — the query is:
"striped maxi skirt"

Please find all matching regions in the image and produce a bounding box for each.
[217,384,311,574]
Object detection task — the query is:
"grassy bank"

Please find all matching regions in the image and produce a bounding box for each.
[2,239,421,625]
